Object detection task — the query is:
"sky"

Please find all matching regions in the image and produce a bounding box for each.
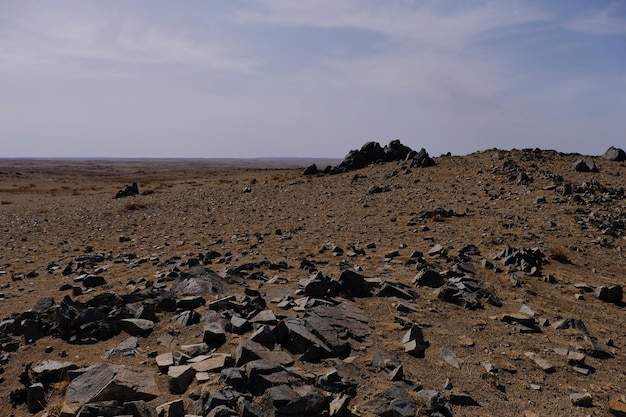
[1,1,625,158]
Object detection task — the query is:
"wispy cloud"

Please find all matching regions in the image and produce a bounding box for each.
[237,0,550,49]
[0,5,255,74]
[565,3,626,35]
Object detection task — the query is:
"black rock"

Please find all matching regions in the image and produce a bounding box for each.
[364,386,419,417]
[303,164,319,176]
[115,183,140,199]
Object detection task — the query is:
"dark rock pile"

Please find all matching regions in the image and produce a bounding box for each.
[328,140,435,174]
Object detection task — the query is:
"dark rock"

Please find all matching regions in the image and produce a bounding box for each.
[338,269,371,297]
[264,384,327,416]
[156,399,185,417]
[303,164,319,176]
[27,383,46,413]
[31,360,78,385]
[413,268,445,288]
[449,392,480,406]
[402,326,428,358]
[168,365,196,394]
[437,276,502,309]
[115,183,140,199]
[377,281,415,300]
[364,386,419,417]
[121,319,154,337]
[371,351,402,370]
[77,400,125,417]
[603,146,626,162]
[174,310,201,326]
[235,339,294,367]
[274,320,333,361]
[573,159,598,172]
[597,285,623,303]
[418,389,452,417]
[303,300,371,358]
[410,148,437,168]
[570,392,593,407]
[103,337,138,359]
[207,405,239,417]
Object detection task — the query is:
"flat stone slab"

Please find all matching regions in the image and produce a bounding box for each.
[61,363,159,415]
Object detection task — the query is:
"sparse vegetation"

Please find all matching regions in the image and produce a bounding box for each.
[124,202,147,211]
[548,244,571,263]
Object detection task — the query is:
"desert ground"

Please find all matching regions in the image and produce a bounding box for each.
[1,146,625,417]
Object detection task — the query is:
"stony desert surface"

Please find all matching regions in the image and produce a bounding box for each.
[1,145,626,417]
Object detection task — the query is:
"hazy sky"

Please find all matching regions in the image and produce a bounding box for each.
[1,1,625,158]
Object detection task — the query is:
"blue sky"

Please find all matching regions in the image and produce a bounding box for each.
[1,0,624,158]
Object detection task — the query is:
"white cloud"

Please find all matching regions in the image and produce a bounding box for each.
[0,5,255,74]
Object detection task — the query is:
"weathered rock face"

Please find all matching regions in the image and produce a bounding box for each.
[603,146,626,162]
[61,363,159,415]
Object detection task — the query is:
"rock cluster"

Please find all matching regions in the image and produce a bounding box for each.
[328,140,435,174]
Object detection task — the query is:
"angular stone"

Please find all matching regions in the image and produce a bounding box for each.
[413,268,445,288]
[364,386,419,417]
[570,392,593,407]
[103,336,138,359]
[235,339,294,367]
[440,348,462,369]
[338,269,371,297]
[191,354,232,373]
[156,399,185,417]
[203,320,227,346]
[329,394,350,416]
[27,383,46,413]
[249,310,277,325]
[83,275,107,288]
[525,352,554,372]
[121,319,154,337]
[449,392,479,406]
[156,352,174,372]
[597,285,623,303]
[61,363,159,416]
[418,389,452,417]
[168,365,196,394]
[264,384,327,416]
[32,360,77,384]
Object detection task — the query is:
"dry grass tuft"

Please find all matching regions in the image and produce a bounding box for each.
[548,244,571,263]
[124,202,147,211]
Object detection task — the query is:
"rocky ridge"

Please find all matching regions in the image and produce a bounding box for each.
[0,145,625,416]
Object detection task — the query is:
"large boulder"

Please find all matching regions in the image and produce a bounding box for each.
[330,140,425,174]
[603,146,626,162]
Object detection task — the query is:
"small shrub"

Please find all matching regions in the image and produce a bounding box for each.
[124,202,147,211]
[548,245,570,263]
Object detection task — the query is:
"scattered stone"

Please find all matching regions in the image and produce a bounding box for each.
[418,389,453,417]
[449,392,479,406]
[524,352,555,373]
[168,365,196,394]
[570,392,593,407]
[329,393,351,416]
[302,164,319,176]
[364,386,420,417]
[26,383,46,413]
[264,384,327,415]
[440,348,462,369]
[597,285,623,303]
[115,183,140,199]
[121,318,155,337]
[156,399,185,417]
[609,395,626,416]
[437,276,502,309]
[103,336,138,359]
[573,159,598,172]
[403,326,428,358]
